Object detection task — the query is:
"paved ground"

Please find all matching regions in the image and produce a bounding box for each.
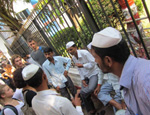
[82,95,115,115]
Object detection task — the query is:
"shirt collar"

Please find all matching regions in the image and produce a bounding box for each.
[119,55,137,89]
[37,89,58,96]
[48,57,58,65]
[77,50,82,58]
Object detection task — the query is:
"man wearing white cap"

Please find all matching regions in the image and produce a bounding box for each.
[91,27,150,115]
[22,64,84,115]
[66,41,100,114]
[87,42,123,111]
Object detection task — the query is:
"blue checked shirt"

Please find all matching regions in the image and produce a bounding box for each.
[120,55,150,115]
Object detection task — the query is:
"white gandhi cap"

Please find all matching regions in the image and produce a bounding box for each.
[22,64,40,81]
[91,27,122,48]
[66,41,75,49]
[87,42,92,50]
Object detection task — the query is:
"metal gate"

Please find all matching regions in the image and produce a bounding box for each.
[11,0,150,59]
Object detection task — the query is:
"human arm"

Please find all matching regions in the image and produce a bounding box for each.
[42,64,53,85]
[59,56,71,77]
[63,70,68,77]
[61,56,71,71]
[94,84,101,96]
[82,80,88,87]
[75,63,83,68]
[94,70,104,96]
[72,90,84,115]
[56,86,60,92]
[82,50,96,69]
[60,93,83,115]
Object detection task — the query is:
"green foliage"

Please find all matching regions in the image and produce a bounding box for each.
[86,0,124,29]
[0,0,22,32]
[134,0,143,14]
[50,27,79,56]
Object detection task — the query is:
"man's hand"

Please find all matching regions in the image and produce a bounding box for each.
[64,70,68,77]
[94,84,101,97]
[56,86,60,92]
[72,89,81,106]
[75,63,83,68]
[121,100,127,110]
[82,80,88,87]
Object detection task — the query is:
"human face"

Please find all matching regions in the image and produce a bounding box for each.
[28,40,38,51]
[67,47,77,56]
[44,52,53,61]
[2,85,14,98]
[91,49,110,73]
[14,57,23,68]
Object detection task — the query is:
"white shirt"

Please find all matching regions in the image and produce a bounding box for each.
[103,73,120,90]
[4,101,24,115]
[32,89,83,115]
[72,50,99,80]
[13,88,24,102]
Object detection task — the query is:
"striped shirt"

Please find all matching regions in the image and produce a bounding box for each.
[120,55,150,115]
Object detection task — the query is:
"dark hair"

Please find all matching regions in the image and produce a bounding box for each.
[26,68,43,88]
[72,44,76,47]
[43,47,53,53]
[27,38,35,43]
[13,68,27,88]
[92,39,130,64]
[21,53,27,58]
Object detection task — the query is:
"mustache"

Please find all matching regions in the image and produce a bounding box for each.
[47,57,53,61]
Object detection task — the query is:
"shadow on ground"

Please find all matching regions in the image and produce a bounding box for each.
[82,95,115,115]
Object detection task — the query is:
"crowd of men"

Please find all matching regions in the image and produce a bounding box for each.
[0,27,150,115]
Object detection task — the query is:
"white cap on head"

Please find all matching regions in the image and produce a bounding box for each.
[87,42,92,50]
[91,27,122,48]
[22,64,40,81]
[66,41,75,49]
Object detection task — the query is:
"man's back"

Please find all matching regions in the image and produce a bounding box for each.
[32,90,80,115]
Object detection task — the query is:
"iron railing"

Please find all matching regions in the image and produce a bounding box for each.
[10,0,150,59]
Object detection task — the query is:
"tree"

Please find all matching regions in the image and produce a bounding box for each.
[0,0,22,34]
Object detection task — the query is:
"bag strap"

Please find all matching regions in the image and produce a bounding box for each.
[1,105,18,115]
[22,90,29,103]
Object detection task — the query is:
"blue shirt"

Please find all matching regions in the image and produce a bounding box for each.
[120,55,150,115]
[42,56,71,88]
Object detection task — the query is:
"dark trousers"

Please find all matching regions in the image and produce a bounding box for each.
[60,76,77,100]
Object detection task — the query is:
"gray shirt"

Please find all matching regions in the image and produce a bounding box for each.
[31,46,46,66]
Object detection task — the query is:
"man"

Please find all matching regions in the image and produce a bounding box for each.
[22,64,84,115]
[11,54,27,101]
[91,27,150,115]
[66,41,99,114]
[42,47,77,100]
[11,54,26,69]
[87,43,123,111]
[27,38,46,66]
